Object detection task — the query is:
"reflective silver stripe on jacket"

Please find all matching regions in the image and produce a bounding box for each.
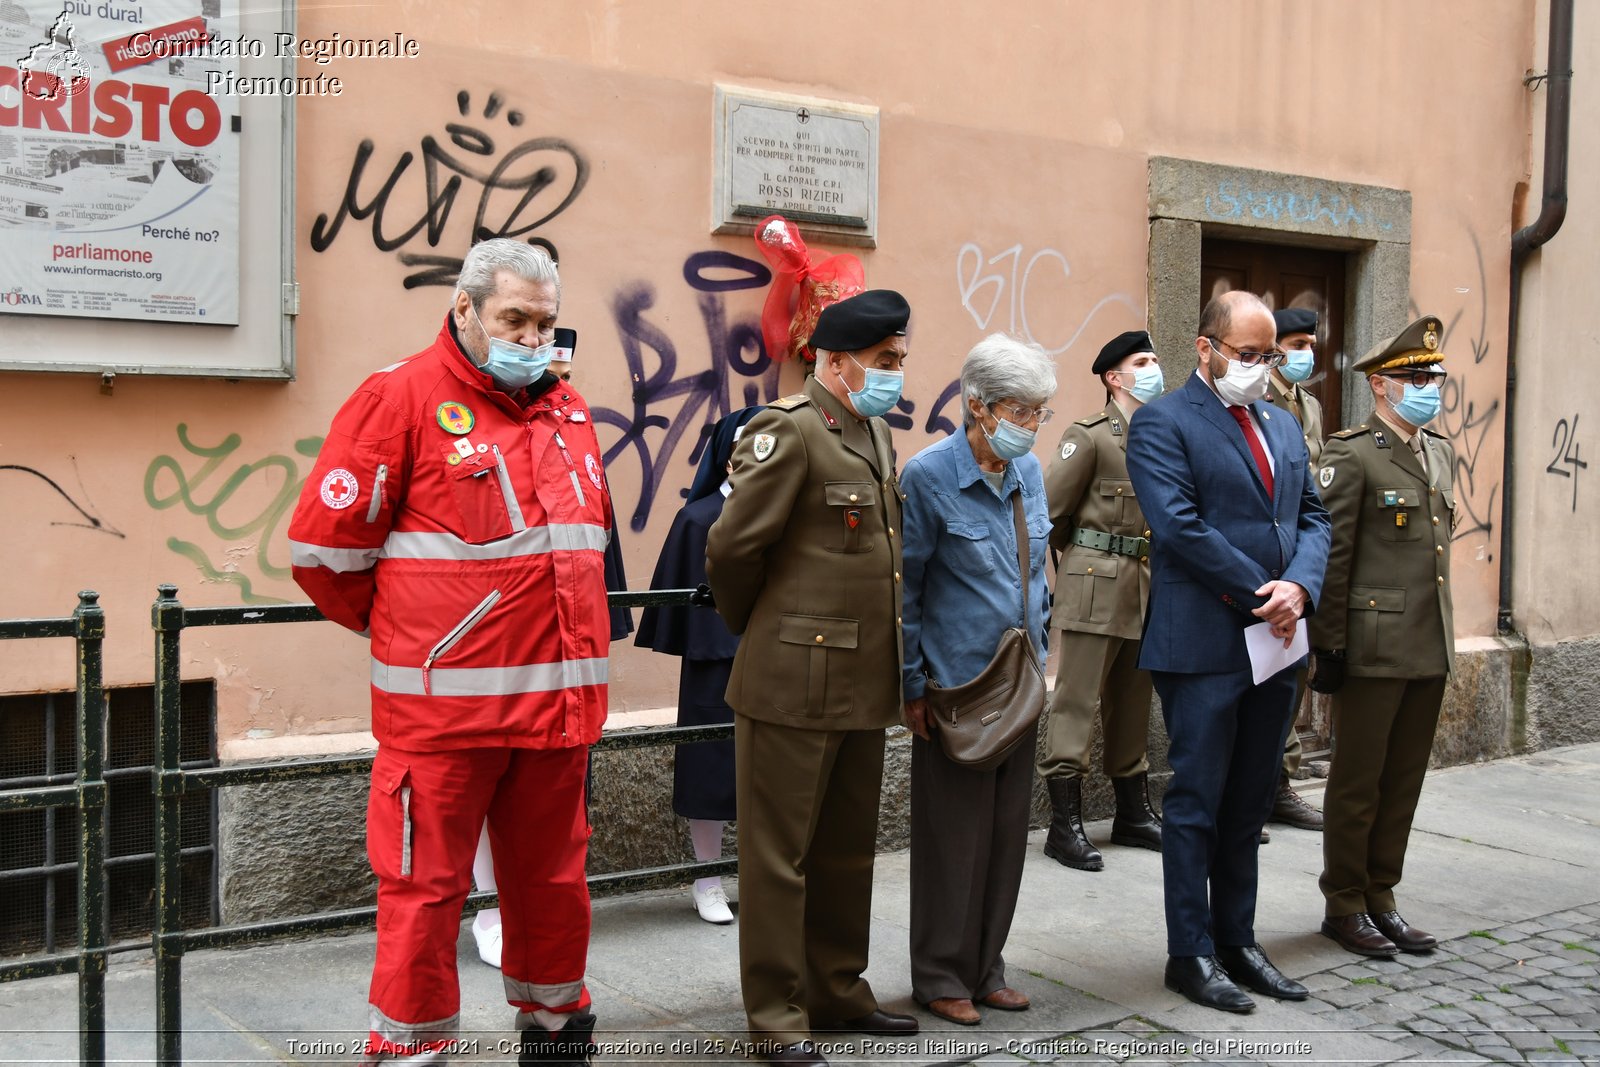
[503,976,586,1011]
[379,524,608,562]
[289,540,382,573]
[371,657,610,697]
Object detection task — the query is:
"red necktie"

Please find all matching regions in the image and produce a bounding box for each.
[1228,405,1275,498]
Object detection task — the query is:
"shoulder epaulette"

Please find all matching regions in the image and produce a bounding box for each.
[768,394,810,411]
[1330,425,1371,440]
[1076,412,1109,427]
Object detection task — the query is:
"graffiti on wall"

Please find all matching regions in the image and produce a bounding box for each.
[309,90,588,287]
[0,462,124,537]
[143,426,324,603]
[1425,232,1501,548]
[956,242,1138,356]
[1545,415,1589,512]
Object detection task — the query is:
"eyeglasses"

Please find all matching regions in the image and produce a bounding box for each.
[994,401,1054,426]
[1208,337,1286,369]
[1379,369,1447,388]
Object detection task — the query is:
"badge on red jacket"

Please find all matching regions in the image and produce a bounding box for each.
[320,468,359,509]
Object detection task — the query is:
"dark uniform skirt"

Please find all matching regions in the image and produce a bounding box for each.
[673,657,737,821]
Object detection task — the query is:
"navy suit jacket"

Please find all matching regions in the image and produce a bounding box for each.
[1126,370,1331,675]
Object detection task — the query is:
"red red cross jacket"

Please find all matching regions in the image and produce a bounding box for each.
[288,317,612,750]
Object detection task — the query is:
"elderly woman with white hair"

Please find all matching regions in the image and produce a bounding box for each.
[901,333,1057,1026]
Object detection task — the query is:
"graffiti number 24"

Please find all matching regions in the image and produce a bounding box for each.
[1546,415,1589,512]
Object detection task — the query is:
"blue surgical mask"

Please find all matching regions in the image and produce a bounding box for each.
[984,413,1037,461]
[842,355,903,418]
[1391,381,1442,427]
[1122,364,1165,403]
[472,306,554,390]
[1280,348,1315,383]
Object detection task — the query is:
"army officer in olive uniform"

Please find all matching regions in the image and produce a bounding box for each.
[1265,307,1327,833]
[1309,316,1456,959]
[706,290,918,1067]
[1037,330,1163,871]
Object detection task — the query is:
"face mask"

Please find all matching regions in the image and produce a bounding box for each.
[841,355,903,418]
[983,411,1037,461]
[1211,346,1271,406]
[1120,364,1165,403]
[1390,381,1442,427]
[1280,348,1315,384]
[472,306,553,389]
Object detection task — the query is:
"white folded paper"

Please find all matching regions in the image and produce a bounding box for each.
[1244,618,1308,686]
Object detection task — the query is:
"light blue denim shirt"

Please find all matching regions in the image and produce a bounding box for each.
[900,428,1051,700]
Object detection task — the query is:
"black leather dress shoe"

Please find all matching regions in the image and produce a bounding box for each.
[1163,955,1255,1013]
[767,1040,827,1066]
[1216,944,1308,1000]
[830,1009,919,1035]
[1320,912,1400,957]
[1372,910,1437,953]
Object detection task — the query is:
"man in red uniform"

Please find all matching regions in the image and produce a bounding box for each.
[289,238,612,1066]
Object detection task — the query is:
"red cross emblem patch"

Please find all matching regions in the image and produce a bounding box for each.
[320,468,359,510]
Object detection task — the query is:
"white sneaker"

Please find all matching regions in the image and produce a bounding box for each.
[472,910,502,968]
[691,883,734,925]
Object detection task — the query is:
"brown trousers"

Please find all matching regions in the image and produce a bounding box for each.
[1320,675,1447,916]
[1037,630,1152,781]
[908,724,1036,1003]
[735,715,884,1043]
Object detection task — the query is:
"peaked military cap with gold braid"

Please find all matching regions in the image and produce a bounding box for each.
[1352,315,1446,375]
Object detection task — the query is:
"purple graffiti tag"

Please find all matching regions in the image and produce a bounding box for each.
[592,252,776,531]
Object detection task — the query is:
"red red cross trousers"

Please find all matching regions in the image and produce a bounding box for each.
[1227,405,1274,498]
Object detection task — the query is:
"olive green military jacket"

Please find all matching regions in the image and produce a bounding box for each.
[1308,417,1457,678]
[1044,401,1150,641]
[705,374,905,730]
[1267,375,1326,470]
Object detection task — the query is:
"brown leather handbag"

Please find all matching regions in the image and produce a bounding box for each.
[923,491,1046,772]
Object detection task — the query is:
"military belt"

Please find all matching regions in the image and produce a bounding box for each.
[1072,527,1149,559]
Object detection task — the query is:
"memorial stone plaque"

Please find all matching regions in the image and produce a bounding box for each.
[714,86,879,246]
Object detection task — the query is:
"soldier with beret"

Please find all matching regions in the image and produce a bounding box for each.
[706,289,918,1066]
[1036,329,1163,870]
[1309,315,1457,958]
[1264,306,1327,834]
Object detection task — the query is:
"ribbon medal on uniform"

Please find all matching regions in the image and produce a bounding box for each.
[752,433,777,462]
[319,468,359,510]
[1060,441,1077,461]
[436,401,475,435]
[1319,466,1335,489]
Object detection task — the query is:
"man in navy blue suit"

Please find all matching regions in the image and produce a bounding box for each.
[1125,290,1331,1013]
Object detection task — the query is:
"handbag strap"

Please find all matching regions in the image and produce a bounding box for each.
[1010,489,1029,623]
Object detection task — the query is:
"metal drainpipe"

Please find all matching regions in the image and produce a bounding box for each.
[1500,0,1574,634]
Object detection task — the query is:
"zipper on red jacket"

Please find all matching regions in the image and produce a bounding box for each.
[421,589,501,695]
[365,464,388,523]
[551,430,587,506]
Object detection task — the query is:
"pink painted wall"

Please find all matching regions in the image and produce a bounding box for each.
[0,1,1534,749]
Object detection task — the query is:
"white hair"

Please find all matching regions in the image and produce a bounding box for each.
[455,239,560,311]
[960,333,1058,423]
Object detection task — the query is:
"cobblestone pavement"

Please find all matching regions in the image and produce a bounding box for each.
[975,902,1600,1065]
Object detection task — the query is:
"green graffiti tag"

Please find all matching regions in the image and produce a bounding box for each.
[144,425,324,604]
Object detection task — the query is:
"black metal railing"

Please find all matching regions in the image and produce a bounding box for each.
[1,585,729,1066]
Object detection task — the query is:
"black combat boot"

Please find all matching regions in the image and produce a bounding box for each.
[1043,777,1102,871]
[1109,773,1162,851]
[519,1012,597,1066]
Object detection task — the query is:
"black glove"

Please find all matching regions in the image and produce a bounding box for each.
[688,582,717,608]
[1308,650,1346,694]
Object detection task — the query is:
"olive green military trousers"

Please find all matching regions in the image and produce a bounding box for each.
[735,714,885,1044]
[1319,675,1447,917]
[1037,630,1152,781]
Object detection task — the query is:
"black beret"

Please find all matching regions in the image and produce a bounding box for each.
[1273,307,1318,338]
[809,289,910,353]
[1091,330,1154,376]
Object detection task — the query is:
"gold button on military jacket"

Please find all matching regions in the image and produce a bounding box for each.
[1308,419,1457,678]
[705,374,905,730]
[1044,402,1150,641]
[1267,379,1326,470]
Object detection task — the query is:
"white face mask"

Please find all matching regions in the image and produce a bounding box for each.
[1211,349,1271,406]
